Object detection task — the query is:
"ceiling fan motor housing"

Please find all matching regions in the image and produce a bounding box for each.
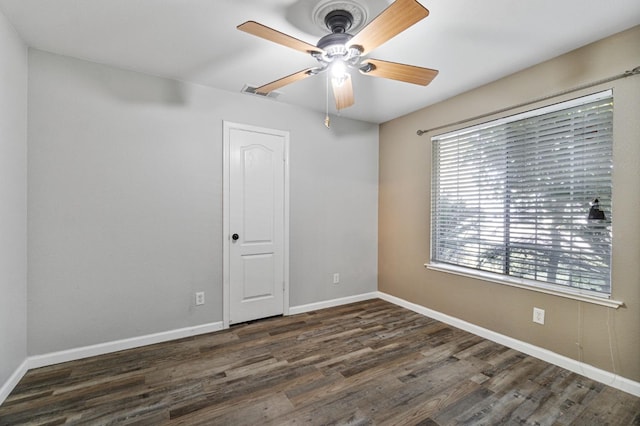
[317,32,352,54]
[316,9,361,67]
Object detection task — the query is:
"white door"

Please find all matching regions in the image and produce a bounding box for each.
[223,121,289,326]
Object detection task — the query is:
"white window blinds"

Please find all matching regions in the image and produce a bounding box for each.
[431,91,613,297]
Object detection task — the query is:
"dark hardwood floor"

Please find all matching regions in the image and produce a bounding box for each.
[1,299,638,425]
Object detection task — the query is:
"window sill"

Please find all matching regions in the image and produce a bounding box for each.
[425,263,624,309]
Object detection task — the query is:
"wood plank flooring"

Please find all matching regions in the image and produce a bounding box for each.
[1,299,639,425]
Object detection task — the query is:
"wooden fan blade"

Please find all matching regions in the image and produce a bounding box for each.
[238,21,323,55]
[348,0,429,55]
[255,68,316,94]
[332,74,354,110]
[360,59,438,86]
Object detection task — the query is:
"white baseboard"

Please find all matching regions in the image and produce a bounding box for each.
[4,293,637,407]
[289,292,379,315]
[0,359,29,406]
[28,321,224,370]
[377,291,640,398]
[12,291,378,378]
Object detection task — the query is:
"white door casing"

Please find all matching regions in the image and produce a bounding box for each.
[223,121,289,327]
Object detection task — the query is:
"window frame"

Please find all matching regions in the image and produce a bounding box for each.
[427,90,623,308]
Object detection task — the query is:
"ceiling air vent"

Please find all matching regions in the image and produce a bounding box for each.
[241,85,281,100]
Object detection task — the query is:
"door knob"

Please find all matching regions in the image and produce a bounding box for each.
[232,233,239,241]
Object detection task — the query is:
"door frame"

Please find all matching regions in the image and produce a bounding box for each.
[222,121,290,329]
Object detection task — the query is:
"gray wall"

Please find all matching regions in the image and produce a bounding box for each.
[0,9,28,386]
[27,49,378,355]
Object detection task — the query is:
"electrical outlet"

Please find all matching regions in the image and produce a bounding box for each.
[195,292,205,306]
[333,273,340,284]
[533,307,545,325]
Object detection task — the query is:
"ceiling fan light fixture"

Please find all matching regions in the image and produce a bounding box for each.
[330,60,349,85]
[316,31,361,70]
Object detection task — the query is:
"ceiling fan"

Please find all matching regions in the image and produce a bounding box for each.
[237,0,438,111]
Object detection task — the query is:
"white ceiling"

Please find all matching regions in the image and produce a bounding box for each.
[1,0,638,123]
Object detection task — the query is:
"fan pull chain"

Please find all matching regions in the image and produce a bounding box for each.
[324,72,331,128]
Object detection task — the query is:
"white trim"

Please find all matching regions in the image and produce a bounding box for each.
[222,121,231,329]
[222,121,290,328]
[283,129,291,316]
[377,291,640,398]
[0,359,29,405]
[426,263,624,309]
[3,293,638,405]
[27,321,223,369]
[1,321,223,404]
[289,292,379,315]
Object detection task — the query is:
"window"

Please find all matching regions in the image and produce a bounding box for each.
[431,91,613,298]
